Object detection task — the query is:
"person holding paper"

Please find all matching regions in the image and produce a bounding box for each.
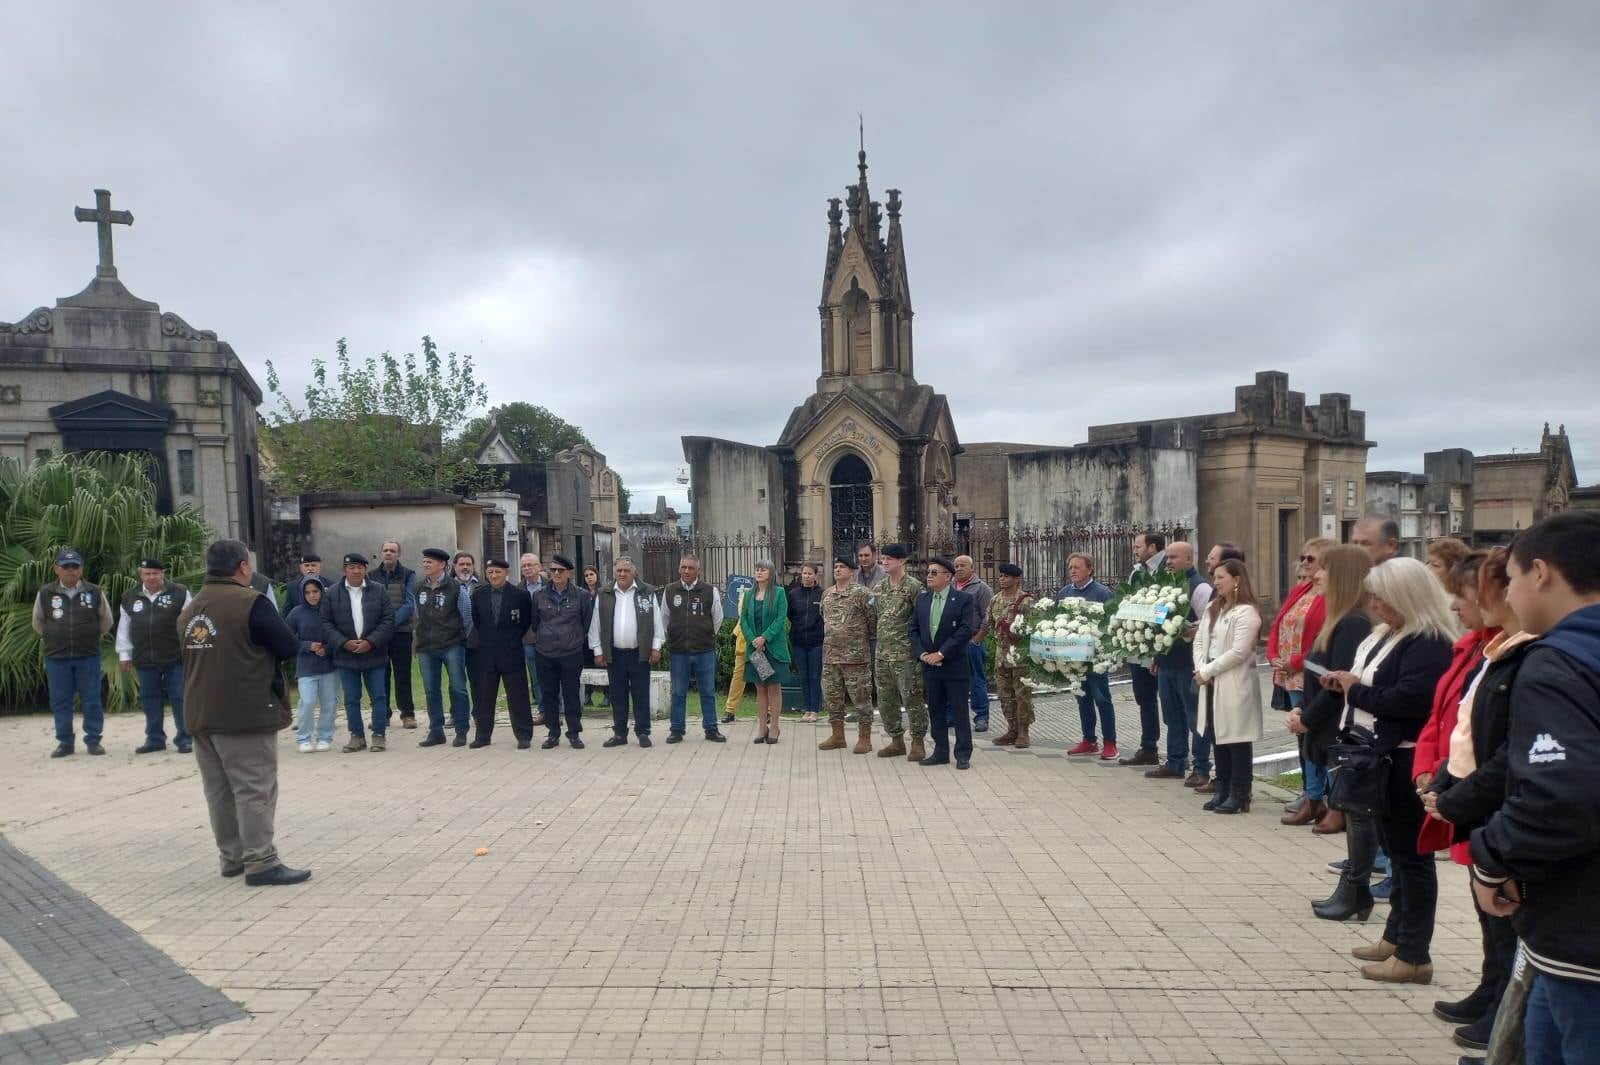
[741,560,791,744]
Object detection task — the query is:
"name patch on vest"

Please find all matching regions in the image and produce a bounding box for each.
[132,600,145,613]
[184,614,219,650]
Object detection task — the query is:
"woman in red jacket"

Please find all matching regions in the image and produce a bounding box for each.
[1272,537,1333,826]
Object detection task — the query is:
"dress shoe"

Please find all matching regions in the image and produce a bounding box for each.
[1119,747,1159,767]
[919,754,950,767]
[705,731,726,743]
[135,742,165,754]
[638,735,653,748]
[1433,991,1492,1025]
[400,714,418,729]
[1193,778,1216,794]
[569,737,585,750]
[1313,807,1347,834]
[1312,879,1375,922]
[1352,939,1397,962]
[1360,957,1433,984]
[1144,765,1185,779]
[469,737,491,749]
[175,743,192,753]
[1184,772,1207,788]
[753,733,769,744]
[86,743,105,755]
[541,737,560,750]
[50,743,74,758]
[517,739,531,749]
[1284,793,1308,815]
[533,713,547,727]
[244,864,312,887]
[956,758,971,770]
[666,732,684,744]
[1282,798,1325,826]
[721,711,736,724]
[221,866,245,878]
[1454,1014,1492,1051]
[765,735,778,744]
[1458,1058,1486,1065]
[604,735,628,748]
[452,734,467,747]
[419,735,446,747]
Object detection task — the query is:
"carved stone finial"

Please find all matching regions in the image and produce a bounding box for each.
[827,197,842,228]
[868,200,882,233]
[886,188,902,220]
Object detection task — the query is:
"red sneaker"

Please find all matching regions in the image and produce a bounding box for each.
[1066,739,1100,757]
[1099,743,1120,762]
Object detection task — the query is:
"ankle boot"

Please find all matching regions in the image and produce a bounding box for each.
[1311,878,1375,922]
[991,725,1018,746]
[878,734,906,758]
[1282,798,1325,826]
[852,721,873,754]
[819,721,847,750]
[1014,723,1031,749]
[908,736,926,761]
[1313,806,1347,834]
[1351,938,1398,962]
[1203,774,1230,811]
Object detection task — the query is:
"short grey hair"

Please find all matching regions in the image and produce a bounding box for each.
[206,538,250,577]
[613,554,636,568]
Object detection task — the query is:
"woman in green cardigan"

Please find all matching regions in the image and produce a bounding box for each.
[741,560,793,744]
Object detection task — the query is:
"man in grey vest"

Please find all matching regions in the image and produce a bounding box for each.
[413,547,473,747]
[180,538,308,886]
[660,554,727,743]
[116,557,192,754]
[589,555,662,747]
[371,540,419,729]
[530,554,593,749]
[33,547,114,757]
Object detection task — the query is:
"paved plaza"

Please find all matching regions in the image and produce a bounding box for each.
[1,691,1484,1065]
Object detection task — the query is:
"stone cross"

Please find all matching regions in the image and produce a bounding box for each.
[73,189,133,277]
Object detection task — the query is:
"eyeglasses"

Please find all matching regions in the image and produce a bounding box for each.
[1298,555,1318,563]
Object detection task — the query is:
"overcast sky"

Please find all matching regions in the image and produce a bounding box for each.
[4,1,1597,509]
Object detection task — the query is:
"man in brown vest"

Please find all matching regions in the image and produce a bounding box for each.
[180,539,309,887]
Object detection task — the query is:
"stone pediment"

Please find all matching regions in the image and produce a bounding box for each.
[776,378,960,457]
[50,389,174,431]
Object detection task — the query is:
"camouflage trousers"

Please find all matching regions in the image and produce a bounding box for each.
[994,666,1035,728]
[822,663,872,725]
[874,658,927,738]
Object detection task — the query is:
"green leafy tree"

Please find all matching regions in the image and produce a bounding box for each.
[457,401,591,466]
[615,475,632,515]
[0,452,212,711]
[264,336,498,494]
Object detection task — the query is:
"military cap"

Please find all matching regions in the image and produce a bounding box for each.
[485,557,510,570]
[421,547,451,562]
[998,562,1023,577]
[880,543,908,559]
[55,548,84,566]
[927,555,956,575]
[139,557,167,570]
[342,552,369,567]
[834,555,856,569]
[548,554,575,571]
[301,552,322,563]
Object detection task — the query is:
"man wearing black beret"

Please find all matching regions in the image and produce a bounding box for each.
[117,557,192,754]
[282,553,329,617]
[529,554,594,750]
[321,552,396,752]
[468,558,534,748]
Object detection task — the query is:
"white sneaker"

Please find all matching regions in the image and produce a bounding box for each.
[314,740,332,752]
[297,741,313,753]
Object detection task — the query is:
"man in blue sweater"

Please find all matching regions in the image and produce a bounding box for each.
[1058,552,1117,761]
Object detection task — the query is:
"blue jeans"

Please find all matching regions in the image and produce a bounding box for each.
[522,643,544,712]
[296,673,339,744]
[669,650,718,734]
[136,662,187,747]
[340,666,390,737]
[1526,970,1600,1064]
[795,644,824,712]
[1076,671,1117,744]
[45,655,104,746]
[418,645,470,738]
[1130,663,1161,750]
[967,643,989,717]
[1158,666,1210,776]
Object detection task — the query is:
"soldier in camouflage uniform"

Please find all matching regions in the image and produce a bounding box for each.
[870,543,926,761]
[990,562,1036,748]
[819,556,875,753]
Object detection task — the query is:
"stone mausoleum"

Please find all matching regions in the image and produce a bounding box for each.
[0,190,267,554]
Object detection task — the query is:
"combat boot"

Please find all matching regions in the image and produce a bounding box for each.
[853,721,873,754]
[1014,723,1032,749]
[878,734,906,758]
[908,736,926,761]
[819,721,847,751]
[991,724,1018,746]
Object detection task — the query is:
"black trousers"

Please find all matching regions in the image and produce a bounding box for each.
[1472,880,1519,1007]
[1376,748,1439,965]
[536,650,584,739]
[473,662,533,742]
[608,649,652,736]
[385,631,415,714]
[924,670,973,761]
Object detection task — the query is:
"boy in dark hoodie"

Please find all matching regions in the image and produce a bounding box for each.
[1469,510,1600,1062]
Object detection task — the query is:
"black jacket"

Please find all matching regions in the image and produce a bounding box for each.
[1345,630,1454,754]
[1299,612,1373,763]
[470,582,532,673]
[1471,612,1600,983]
[909,588,977,679]
[320,581,396,671]
[1433,639,1534,838]
[787,583,824,648]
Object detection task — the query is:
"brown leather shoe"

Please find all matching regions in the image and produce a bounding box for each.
[1360,957,1433,984]
[1144,765,1185,779]
[1014,724,1031,749]
[908,736,926,761]
[1352,939,1397,962]
[991,727,1018,746]
[533,713,547,728]
[1282,799,1325,826]
[852,722,873,754]
[1119,748,1160,767]
[1183,772,1205,787]
[400,715,418,730]
[878,735,906,758]
[1313,807,1347,834]
[1192,778,1215,793]
[819,721,847,751]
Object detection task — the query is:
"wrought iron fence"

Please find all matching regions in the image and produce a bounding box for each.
[636,531,787,589]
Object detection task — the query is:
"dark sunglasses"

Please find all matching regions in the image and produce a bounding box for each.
[1298,555,1318,563]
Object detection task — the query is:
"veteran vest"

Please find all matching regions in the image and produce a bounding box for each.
[663,581,717,653]
[413,576,465,654]
[38,580,105,660]
[121,581,187,667]
[180,577,290,734]
[372,562,416,633]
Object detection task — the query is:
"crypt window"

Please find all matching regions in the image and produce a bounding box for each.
[178,449,195,494]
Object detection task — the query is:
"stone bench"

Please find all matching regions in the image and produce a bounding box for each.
[580,668,673,720]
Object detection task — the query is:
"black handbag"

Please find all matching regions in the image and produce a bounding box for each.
[1325,724,1389,817]
[1270,684,1291,712]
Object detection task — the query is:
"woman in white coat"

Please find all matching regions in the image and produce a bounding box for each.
[1195,559,1264,813]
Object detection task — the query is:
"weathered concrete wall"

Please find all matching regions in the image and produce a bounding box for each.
[308,501,466,570]
[1006,445,1197,531]
[682,437,783,538]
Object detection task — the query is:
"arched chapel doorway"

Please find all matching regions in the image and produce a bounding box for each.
[829,453,874,563]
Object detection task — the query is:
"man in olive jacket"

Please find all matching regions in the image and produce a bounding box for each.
[180,539,309,887]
